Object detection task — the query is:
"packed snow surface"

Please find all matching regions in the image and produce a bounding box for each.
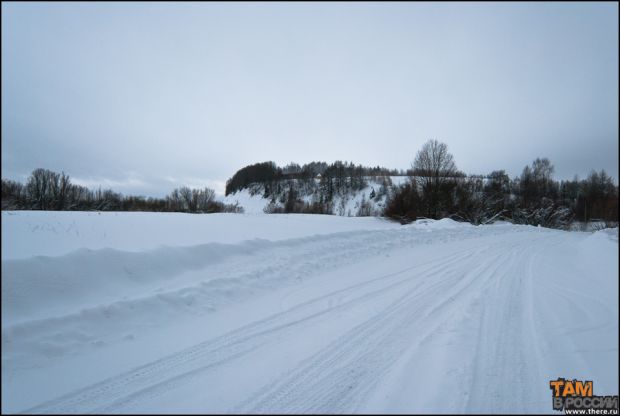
[1,211,618,413]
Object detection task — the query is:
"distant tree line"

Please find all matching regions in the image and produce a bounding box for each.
[5,145,617,229]
[1,168,242,214]
[385,140,618,229]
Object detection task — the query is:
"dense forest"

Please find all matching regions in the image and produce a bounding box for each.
[1,169,241,213]
[2,139,618,229]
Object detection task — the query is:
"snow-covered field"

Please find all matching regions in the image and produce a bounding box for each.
[1,211,618,413]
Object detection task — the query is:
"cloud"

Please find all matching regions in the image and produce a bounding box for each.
[163,176,227,196]
[71,176,147,190]
[2,3,618,191]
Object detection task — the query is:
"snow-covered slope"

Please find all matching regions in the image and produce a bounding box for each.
[222,176,410,216]
[1,212,617,413]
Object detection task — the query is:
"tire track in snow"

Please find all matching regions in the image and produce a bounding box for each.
[23,244,482,414]
[465,235,562,412]
[235,238,534,414]
[21,231,567,414]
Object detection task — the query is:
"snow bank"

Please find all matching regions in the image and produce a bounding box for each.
[409,218,472,230]
[578,227,619,277]
[593,226,619,242]
[2,240,273,326]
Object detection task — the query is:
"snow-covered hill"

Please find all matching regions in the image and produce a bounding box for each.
[1,212,618,413]
[222,176,410,215]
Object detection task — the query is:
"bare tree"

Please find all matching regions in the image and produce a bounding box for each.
[411,139,458,218]
[1,179,25,209]
[26,168,61,209]
[531,157,555,198]
[50,171,71,210]
[194,187,216,212]
[178,186,194,212]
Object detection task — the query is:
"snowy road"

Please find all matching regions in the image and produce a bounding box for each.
[2,213,618,413]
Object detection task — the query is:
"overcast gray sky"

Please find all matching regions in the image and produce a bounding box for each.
[2,2,618,196]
